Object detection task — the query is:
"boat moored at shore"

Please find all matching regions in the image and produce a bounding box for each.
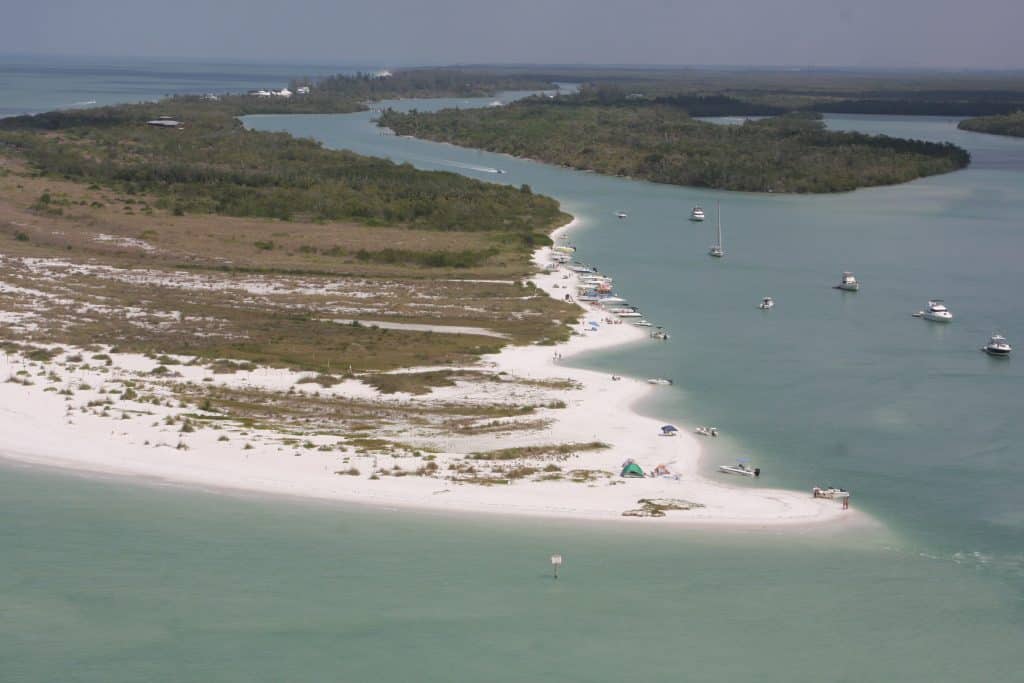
[719,463,760,477]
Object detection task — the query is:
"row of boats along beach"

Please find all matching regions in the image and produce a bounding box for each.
[543,217,858,507]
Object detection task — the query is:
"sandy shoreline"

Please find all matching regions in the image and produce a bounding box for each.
[0,216,862,528]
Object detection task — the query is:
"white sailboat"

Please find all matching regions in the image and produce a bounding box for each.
[709,201,724,258]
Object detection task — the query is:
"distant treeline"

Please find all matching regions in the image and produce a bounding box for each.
[957,111,1024,138]
[555,84,1024,118]
[380,101,970,193]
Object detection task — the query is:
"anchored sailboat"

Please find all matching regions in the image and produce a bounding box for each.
[709,201,724,258]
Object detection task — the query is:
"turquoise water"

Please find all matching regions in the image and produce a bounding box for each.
[2,63,1023,680]
[2,463,1021,682]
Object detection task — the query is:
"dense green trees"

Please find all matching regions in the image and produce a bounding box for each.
[958,111,1024,138]
[380,101,970,193]
[0,100,565,235]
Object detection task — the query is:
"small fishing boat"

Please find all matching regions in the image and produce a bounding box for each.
[690,206,706,222]
[834,272,860,291]
[719,463,760,477]
[709,201,724,258]
[650,329,670,341]
[812,486,849,500]
[982,334,1012,357]
[647,378,673,385]
[917,299,953,322]
[759,296,774,310]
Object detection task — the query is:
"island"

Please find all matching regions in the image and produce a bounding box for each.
[378,94,971,193]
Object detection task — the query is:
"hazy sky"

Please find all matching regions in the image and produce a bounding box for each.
[5,0,1023,69]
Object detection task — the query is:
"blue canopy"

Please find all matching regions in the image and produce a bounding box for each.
[661,425,679,433]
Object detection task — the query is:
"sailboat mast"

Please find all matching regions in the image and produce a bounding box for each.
[717,201,722,249]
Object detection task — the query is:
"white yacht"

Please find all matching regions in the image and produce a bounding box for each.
[983,334,1012,357]
[918,300,953,322]
[709,201,724,258]
[719,463,760,477]
[647,378,674,385]
[759,296,774,310]
[690,206,706,222]
[835,272,860,292]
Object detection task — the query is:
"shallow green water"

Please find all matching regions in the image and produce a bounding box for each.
[2,464,1021,682]
[2,73,1023,680]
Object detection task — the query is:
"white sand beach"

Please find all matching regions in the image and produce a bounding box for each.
[0,218,861,527]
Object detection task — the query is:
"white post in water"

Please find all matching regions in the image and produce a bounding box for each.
[550,554,563,579]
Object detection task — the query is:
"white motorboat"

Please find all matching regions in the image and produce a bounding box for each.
[597,296,628,305]
[694,426,719,437]
[709,201,724,257]
[812,486,849,500]
[647,378,674,385]
[615,211,628,219]
[719,463,760,477]
[617,311,643,318]
[834,272,860,291]
[690,206,706,222]
[983,334,1012,357]
[919,299,953,322]
[650,329,670,341]
[633,319,653,327]
[759,296,774,310]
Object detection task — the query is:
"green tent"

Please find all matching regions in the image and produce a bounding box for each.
[620,462,644,478]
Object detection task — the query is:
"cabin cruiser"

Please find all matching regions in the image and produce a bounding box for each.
[983,334,1012,357]
[647,378,673,385]
[719,463,760,477]
[835,272,860,291]
[758,296,774,310]
[690,206,705,222]
[915,300,953,322]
